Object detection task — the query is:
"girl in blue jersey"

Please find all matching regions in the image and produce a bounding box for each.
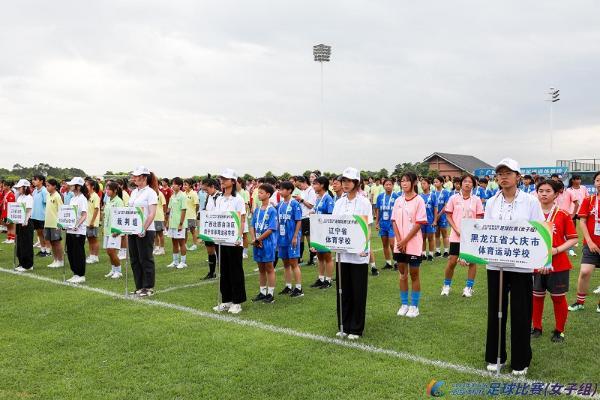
[277,181,304,298]
[375,178,398,270]
[250,184,279,304]
[433,176,451,258]
[420,178,438,261]
[309,176,336,289]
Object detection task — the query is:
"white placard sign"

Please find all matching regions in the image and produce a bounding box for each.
[110,207,145,235]
[7,203,25,224]
[459,219,552,270]
[198,211,241,244]
[309,214,369,254]
[57,205,77,229]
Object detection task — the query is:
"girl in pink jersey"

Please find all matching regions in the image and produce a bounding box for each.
[441,175,484,298]
[392,172,427,318]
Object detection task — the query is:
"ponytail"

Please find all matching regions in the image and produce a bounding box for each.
[147,172,159,195]
[106,181,123,200]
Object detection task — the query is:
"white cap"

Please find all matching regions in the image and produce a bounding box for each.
[220,168,238,180]
[495,158,521,174]
[342,167,361,181]
[13,179,31,188]
[66,177,85,186]
[132,166,150,176]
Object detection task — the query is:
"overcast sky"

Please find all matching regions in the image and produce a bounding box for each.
[1,1,599,177]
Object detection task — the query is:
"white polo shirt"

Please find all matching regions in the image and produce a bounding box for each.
[129,186,159,232]
[332,194,373,265]
[484,189,544,273]
[67,193,89,235]
[300,186,316,219]
[215,194,246,247]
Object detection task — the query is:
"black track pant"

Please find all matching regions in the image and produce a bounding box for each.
[485,269,533,371]
[336,262,368,336]
[217,245,246,304]
[16,223,34,269]
[128,232,156,290]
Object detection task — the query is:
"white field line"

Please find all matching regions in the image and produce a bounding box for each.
[156,271,259,294]
[1,267,597,399]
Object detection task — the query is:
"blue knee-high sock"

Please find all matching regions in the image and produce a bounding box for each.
[466,279,475,288]
[444,278,452,286]
[411,291,421,307]
[400,291,409,305]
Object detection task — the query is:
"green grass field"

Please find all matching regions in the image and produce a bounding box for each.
[1,229,599,399]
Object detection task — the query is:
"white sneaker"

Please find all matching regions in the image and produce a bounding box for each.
[335,331,347,338]
[188,244,198,251]
[568,249,576,257]
[176,262,188,269]
[15,266,31,272]
[512,367,528,376]
[111,272,123,279]
[397,305,409,316]
[156,248,165,255]
[462,287,474,298]
[86,256,99,264]
[213,302,232,312]
[243,253,248,259]
[166,261,178,268]
[253,267,259,272]
[152,248,159,255]
[487,363,505,372]
[441,285,451,296]
[406,306,420,318]
[74,275,86,284]
[347,334,360,340]
[49,260,64,268]
[593,286,600,295]
[66,275,78,283]
[47,261,58,268]
[228,303,242,314]
[5,239,14,244]
[104,271,115,278]
[33,240,41,248]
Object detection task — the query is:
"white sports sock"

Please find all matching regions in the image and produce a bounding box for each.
[260,286,267,295]
[386,259,392,265]
[295,284,302,290]
[318,275,325,281]
[325,277,332,282]
[267,287,274,295]
[181,255,186,263]
[286,283,292,289]
[436,247,440,253]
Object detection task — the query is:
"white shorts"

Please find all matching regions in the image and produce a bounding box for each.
[103,235,121,249]
[168,228,186,239]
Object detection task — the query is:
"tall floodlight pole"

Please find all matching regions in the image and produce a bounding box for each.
[545,87,560,154]
[313,44,331,169]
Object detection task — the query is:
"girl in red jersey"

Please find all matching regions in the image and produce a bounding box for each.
[531,179,578,342]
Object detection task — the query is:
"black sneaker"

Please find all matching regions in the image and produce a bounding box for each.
[36,250,45,257]
[203,272,216,280]
[427,255,434,262]
[307,260,316,266]
[263,294,275,303]
[320,280,332,289]
[382,263,393,270]
[290,288,304,298]
[530,328,543,338]
[434,251,441,257]
[252,292,267,302]
[371,267,379,276]
[129,289,143,296]
[310,279,324,288]
[279,286,293,295]
[442,252,449,258]
[551,330,565,343]
[138,288,154,298]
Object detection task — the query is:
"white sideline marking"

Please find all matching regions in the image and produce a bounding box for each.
[1,267,597,399]
[156,271,259,294]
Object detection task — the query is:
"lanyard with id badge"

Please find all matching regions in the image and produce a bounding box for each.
[279,201,293,236]
[593,196,600,236]
[382,193,394,221]
[255,206,272,233]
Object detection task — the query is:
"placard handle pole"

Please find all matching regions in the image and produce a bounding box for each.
[216,243,222,307]
[336,252,344,336]
[496,267,504,376]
